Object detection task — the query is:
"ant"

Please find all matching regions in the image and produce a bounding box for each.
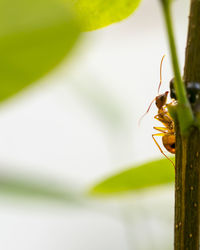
[139,56,176,166]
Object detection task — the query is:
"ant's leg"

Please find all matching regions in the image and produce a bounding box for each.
[152,133,175,167]
[153,127,168,133]
[167,100,177,106]
[154,113,172,124]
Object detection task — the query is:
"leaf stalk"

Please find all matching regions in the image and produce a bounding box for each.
[159,0,194,133]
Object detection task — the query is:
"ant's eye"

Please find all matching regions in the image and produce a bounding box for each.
[160,95,165,102]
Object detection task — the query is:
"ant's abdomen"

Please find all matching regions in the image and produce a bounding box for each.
[162,134,176,154]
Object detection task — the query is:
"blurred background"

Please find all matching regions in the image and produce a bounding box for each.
[0,0,189,249]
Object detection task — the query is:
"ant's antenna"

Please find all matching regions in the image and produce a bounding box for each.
[157,55,165,94]
[139,55,166,125]
[138,97,156,126]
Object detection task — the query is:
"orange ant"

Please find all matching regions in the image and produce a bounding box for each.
[140,56,176,166]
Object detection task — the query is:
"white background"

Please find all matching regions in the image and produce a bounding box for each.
[0,0,189,249]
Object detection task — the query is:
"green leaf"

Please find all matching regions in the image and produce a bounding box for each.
[68,0,142,31]
[0,175,79,203]
[91,158,175,195]
[0,0,80,102]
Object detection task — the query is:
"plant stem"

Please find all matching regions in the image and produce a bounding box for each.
[175,126,200,249]
[174,0,200,249]
[184,0,200,83]
[160,0,193,133]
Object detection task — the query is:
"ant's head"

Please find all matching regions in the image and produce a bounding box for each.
[155,91,169,109]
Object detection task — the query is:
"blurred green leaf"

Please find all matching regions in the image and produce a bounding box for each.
[0,0,80,102]
[0,175,79,203]
[91,158,175,195]
[68,0,142,31]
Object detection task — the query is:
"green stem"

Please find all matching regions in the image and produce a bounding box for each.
[159,0,194,133]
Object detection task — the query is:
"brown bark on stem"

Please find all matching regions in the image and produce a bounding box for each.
[184,0,200,83]
[174,0,200,249]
